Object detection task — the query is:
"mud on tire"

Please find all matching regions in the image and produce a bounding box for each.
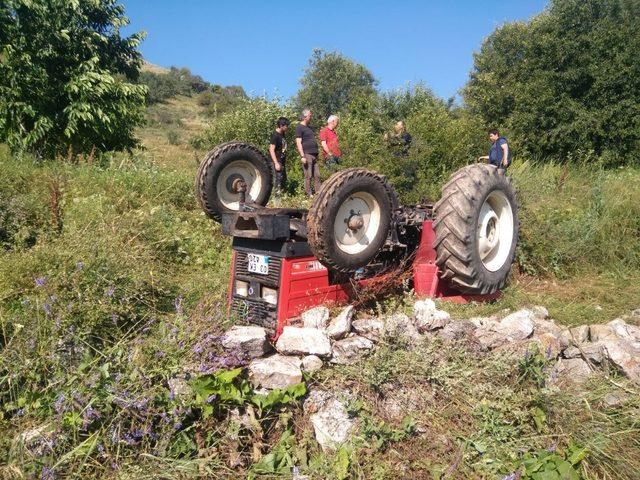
[195,142,273,221]
[307,168,396,273]
[433,164,519,294]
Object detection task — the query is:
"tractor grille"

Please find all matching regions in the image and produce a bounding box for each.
[230,297,277,331]
[234,251,282,287]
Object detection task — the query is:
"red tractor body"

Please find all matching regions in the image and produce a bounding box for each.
[227,215,498,338]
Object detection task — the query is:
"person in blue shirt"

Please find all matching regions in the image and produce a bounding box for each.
[478,129,511,168]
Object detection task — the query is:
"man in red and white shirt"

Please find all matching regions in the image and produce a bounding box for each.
[319,114,342,170]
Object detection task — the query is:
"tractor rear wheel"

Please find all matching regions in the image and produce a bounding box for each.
[307,168,396,273]
[433,164,519,294]
[196,142,273,221]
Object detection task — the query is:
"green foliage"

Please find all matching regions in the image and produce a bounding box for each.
[200,84,248,117]
[191,368,306,418]
[518,344,551,387]
[510,160,640,277]
[515,443,587,480]
[296,49,377,122]
[0,0,147,159]
[464,0,640,163]
[139,66,221,104]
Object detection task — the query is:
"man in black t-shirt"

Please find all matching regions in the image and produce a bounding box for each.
[295,108,321,196]
[269,117,290,192]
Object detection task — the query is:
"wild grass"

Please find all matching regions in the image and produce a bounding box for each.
[1,96,639,478]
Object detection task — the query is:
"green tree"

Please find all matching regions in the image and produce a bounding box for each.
[0,0,147,159]
[464,0,640,164]
[296,49,377,122]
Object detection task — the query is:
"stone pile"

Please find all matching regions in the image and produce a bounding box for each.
[218,301,640,449]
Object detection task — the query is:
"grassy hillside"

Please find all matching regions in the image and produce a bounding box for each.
[1,95,639,479]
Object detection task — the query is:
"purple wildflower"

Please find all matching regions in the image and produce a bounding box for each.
[105,286,115,298]
[75,261,84,271]
[41,466,55,480]
[206,394,217,403]
[43,302,52,316]
[173,421,183,430]
[174,295,184,316]
[54,394,66,414]
[35,276,46,287]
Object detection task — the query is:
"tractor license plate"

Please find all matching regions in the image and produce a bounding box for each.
[247,254,269,275]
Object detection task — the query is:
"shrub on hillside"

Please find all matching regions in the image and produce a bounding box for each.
[0,0,147,159]
[464,0,640,163]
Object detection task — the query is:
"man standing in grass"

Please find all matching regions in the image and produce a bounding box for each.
[269,116,290,193]
[295,109,321,196]
[319,114,342,171]
[478,129,511,169]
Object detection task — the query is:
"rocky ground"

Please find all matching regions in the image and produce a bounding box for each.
[216,301,640,452]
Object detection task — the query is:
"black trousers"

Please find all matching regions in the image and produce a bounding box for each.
[275,155,287,190]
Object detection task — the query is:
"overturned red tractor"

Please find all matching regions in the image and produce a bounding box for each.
[196,142,519,337]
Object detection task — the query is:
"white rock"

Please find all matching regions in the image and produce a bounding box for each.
[608,318,640,342]
[558,325,590,348]
[438,320,475,341]
[276,326,332,356]
[304,391,354,451]
[331,336,374,364]
[563,342,606,364]
[221,325,272,358]
[352,317,385,341]
[469,316,499,329]
[414,298,451,332]
[302,306,330,329]
[385,313,421,343]
[302,355,323,372]
[590,324,618,342]
[533,318,562,335]
[547,358,594,387]
[531,305,550,320]
[248,354,302,389]
[474,328,506,350]
[496,309,535,341]
[326,306,354,339]
[601,339,640,383]
[413,299,436,321]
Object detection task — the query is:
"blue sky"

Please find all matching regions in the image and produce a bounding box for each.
[122,0,547,101]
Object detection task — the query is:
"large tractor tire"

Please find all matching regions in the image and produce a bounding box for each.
[433,164,519,294]
[196,142,273,221]
[308,168,397,273]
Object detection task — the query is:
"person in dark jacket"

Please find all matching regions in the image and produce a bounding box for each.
[385,120,412,156]
[268,117,290,192]
[478,129,511,168]
[295,108,321,196]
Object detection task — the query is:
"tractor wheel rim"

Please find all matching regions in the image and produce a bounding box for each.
[216,160,263,209]
[477,190,514,272]
[333,192,381,255]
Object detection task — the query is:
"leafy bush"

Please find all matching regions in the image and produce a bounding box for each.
[464,0,640,163]
[296,49,377,122]
[139,66,213,104]
[0,0,147,159]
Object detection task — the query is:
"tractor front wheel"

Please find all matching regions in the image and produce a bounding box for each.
[196,142,273,221]
[307,168,396,273]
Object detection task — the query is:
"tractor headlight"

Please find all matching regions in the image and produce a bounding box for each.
[261,286,278,305]
[235,280,249,297]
